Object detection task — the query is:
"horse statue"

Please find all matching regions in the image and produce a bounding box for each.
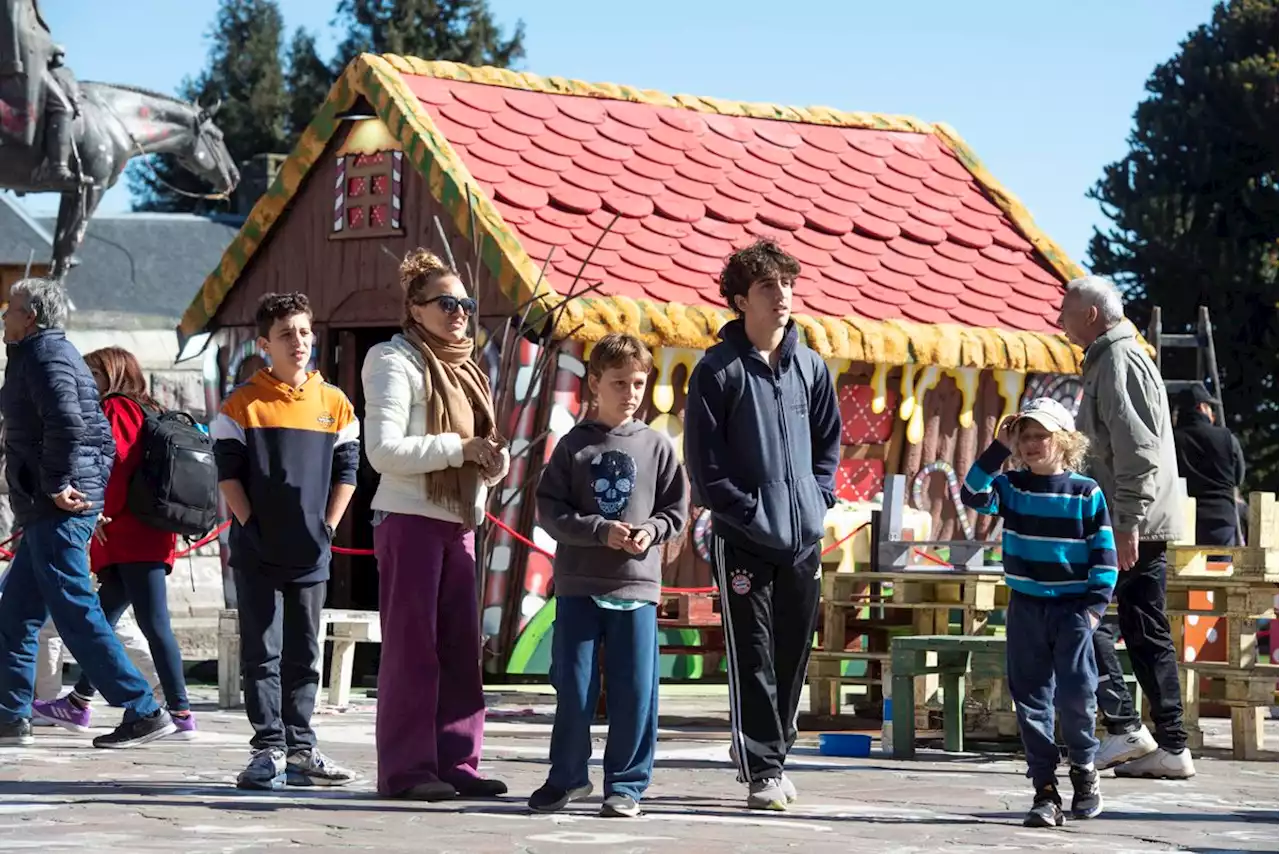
[0,81,239,279]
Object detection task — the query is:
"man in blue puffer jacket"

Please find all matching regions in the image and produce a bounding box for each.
[0,278,174,748]
[685,240,842,811]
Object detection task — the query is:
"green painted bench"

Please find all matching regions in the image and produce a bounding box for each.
[890,635,1006,758]
[889,634,1141,759]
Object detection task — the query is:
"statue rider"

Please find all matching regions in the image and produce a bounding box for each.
[0,0,80,182]
[42,44,78,181]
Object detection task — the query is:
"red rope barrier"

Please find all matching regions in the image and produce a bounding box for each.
[173,520,232,558]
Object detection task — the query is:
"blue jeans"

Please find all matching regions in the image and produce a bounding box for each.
[0,515,159,723]
[548,597,659,800]
[1006,592,1099,787]
[73,562,190,712]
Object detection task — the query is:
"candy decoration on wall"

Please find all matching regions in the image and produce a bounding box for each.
[650,346,702,460]
[904,366,943,445]
[898,363,920,422]
[332,156,346,233]
[839,383,896,445]
[869,363,890,415]
[911,460,975,540]
[389,151,403,230]
[949,367,980,430]
[1023,373,1084,418]
[994,369,1027,430]
[692,507,713,564]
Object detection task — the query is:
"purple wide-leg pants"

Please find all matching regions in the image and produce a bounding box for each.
[374,513,485,796]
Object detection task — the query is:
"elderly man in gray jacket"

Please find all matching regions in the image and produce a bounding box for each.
[1058,275,1194,780]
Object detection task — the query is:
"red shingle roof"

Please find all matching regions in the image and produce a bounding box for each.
[404,74,1067,335]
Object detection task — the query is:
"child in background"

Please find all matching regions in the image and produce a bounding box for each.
[530,333,688,818]
[961,397,1117,828]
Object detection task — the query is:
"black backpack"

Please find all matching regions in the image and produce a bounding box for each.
[105,395,219,538]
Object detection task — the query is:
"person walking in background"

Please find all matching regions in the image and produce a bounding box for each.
[962,398,1117,827]
[33,607,158,706]
[1173,386,1246,547]
[1058,274,1194,780]
[684,240,842,811]
[529,333,688,819]
[361,250,509,802]
[0,278,174,748]
[32,347,195,738]
[212,293,359,789]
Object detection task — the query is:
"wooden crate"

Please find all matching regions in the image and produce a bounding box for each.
[658,590,719,626]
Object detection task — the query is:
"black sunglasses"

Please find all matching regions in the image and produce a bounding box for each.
[422,295,478,316]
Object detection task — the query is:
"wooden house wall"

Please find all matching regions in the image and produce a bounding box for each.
[209,122,509,331]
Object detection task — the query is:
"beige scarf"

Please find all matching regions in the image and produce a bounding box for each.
[403,323,500,526]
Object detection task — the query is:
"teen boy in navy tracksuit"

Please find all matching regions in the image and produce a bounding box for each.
[684,240,842,812]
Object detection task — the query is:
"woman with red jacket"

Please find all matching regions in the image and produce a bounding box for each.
[31,347,196,738]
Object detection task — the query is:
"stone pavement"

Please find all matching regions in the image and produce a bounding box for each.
[0,686,1275,853]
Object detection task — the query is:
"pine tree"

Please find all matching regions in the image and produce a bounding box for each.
[128,0,288,212]
[284,28,333,142]
[1087,0,1279,491]
[331,0,525,73]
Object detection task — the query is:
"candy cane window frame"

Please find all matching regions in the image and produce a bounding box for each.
[330,151,403,240]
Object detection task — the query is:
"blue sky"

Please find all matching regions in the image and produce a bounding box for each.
[20,0,1217,266]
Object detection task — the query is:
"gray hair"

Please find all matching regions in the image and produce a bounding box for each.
[1065,275,1125,327]
[10,277,70,330]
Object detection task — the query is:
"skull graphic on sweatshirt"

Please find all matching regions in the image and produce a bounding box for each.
[591,450,636,518]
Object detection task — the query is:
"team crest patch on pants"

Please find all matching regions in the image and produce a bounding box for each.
[730,570,752,595]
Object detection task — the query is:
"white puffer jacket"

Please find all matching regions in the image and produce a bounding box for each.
[361,334,508,524]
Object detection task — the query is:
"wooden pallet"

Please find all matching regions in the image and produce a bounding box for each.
[658,590,719,626]
[1182,665,1280,758]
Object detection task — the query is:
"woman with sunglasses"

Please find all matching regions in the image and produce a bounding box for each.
[361,248,509,801]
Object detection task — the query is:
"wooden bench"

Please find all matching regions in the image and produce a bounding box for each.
[889,635,1006,758]
[216,608,381,709]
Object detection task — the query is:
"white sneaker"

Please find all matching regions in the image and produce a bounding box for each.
[780,773,797,804]
[747,778,788,811]
[1095,726,1157,770]
[1113,747,1196,780]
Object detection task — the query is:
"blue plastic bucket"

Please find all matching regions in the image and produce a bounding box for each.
[818,732,872,757]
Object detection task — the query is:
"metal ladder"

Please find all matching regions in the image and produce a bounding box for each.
[1147,304,1226,424]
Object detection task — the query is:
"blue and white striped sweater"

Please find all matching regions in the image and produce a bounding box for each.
[961,443,1118,617]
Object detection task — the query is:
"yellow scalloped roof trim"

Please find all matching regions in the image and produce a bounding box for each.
[179,54,1086,372]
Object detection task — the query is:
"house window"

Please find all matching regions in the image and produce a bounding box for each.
[332,151,403,239]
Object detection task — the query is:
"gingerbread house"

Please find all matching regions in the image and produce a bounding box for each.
[179,54,1086,669]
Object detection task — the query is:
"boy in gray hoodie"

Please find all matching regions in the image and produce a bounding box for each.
[529,333,688,819]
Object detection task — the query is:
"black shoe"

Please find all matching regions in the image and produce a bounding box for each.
[92,709,176,749]
[1068,764,1102,819]
[600,793,641,818]
[1023,783,1065,828]
[0,719,33,746]
[527,782,593,813]
[391,780,457,802]
[450,777,508,798]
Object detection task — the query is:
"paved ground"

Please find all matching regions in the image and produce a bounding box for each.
[0,686,1275,853]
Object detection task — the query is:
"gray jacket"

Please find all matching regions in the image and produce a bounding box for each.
[1078,321,1185,542]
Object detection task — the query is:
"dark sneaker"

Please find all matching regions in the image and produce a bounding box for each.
[32,697,92,733]
[392,780,457,802]
[286,748,356,787]
[600,793,641,818]
[528,781,594,813]
[450,776,508,798]
[0,719,33,747]
[238,747,286,790]
[1069,765,1102,819]
[92,710,176,749]
[1023,783,1065,828]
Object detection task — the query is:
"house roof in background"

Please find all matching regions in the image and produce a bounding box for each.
[37,212,242,325]
[182,54,1084,372]
[0,193,53,266]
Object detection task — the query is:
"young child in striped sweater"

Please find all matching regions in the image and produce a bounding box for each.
[961,397,1118,829]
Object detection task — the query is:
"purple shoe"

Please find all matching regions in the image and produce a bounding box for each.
[168,712,198,741]
[32,697,92,734]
